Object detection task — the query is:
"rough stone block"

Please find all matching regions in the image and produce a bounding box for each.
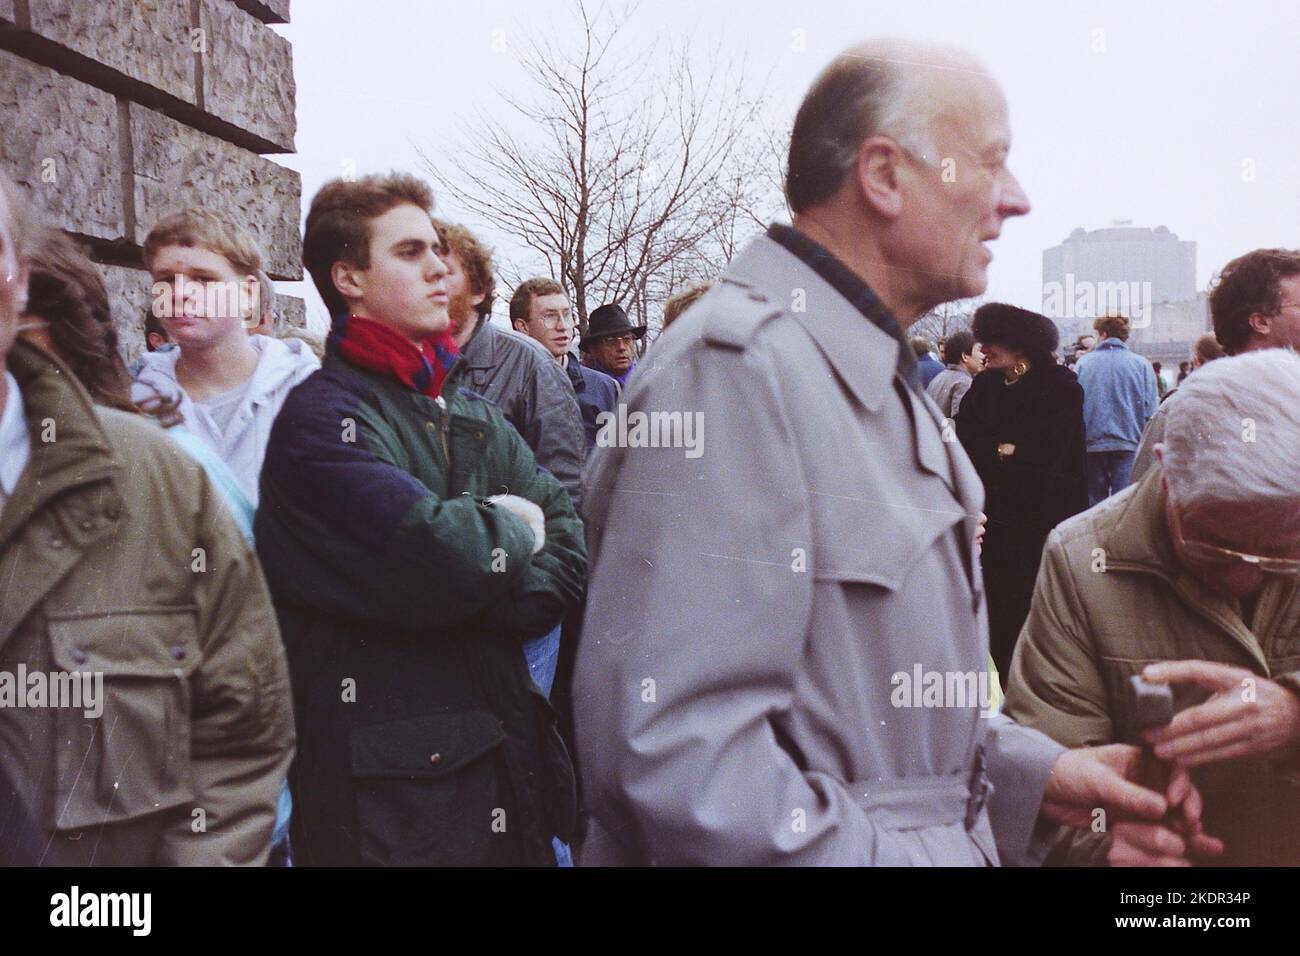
[0,1,16,25]
[0,50,124,240]
[27,0,197,104]
[199,0,295,151]
[274,292,304,330]
[99,262,152,363]
[231,0,290,25]
[128,103,302,279]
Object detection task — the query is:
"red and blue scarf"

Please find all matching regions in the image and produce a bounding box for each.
[329,314,459,399]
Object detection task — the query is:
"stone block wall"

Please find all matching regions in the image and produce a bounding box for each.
[0,0,300,362]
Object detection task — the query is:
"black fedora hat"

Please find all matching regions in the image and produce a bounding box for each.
[580,303,647,351]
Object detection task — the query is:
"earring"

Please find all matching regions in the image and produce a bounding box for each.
[1013,361,1028,377]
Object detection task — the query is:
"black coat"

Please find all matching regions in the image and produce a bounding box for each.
[956,363,1087,678]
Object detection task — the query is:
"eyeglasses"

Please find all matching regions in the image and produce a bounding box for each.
[1168,503,1300,576]
[536,309,573,330]
[599,333,638,347]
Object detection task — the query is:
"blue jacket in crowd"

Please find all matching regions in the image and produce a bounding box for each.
[1075,338,1159,453]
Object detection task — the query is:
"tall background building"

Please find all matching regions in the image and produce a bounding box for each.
[0,0,301,359]
[1042,223,1208,364]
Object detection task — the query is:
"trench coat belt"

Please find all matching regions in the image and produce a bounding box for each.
[850,747,992,832]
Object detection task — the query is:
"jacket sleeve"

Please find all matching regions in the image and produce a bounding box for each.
[1004,527,1116,865]
[950,375,972,417]
[1142,363,1160,422]
[1014,376,1087,529]
[1014,376,1085,473]
[157,470,295,865]
[255,383,540,631]
[1130,401,1168,485]
[955,374,1003,477]
[575,330,942,865]
[981,714,1066,866]
[468,404,588,641]
[522,354,586,510]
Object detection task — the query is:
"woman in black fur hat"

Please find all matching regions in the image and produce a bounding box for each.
[956,303,1087,687]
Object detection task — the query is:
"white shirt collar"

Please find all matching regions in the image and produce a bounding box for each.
[0,371,31,496]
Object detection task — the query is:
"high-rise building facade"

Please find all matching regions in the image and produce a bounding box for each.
[1043,224,1202,356]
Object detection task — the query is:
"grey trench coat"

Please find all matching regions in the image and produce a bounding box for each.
[573,233,1065,865]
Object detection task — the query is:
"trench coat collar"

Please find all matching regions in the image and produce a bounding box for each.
[723,232,902,415]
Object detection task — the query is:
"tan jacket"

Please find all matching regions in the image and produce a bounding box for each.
[0,340,294,865]
[1005,466,1300,865]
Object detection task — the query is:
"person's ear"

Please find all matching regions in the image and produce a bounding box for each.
[511,317,528,334]
[239,275,260,326]
[1248,310,1272,338]
[471,289,486,310]
[331,260,365,307]
[855,135,907,220]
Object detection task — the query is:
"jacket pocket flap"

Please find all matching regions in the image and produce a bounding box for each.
[811,490,964,590]
[48,609,202,678]
[350,711,505,779]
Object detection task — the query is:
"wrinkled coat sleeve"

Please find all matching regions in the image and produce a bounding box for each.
[257,380,540,631]
[1004,528,1116,865]
[981,715,1066,866]
[1014,376,1088,530]
[157,472,295,865]
[949,375,972,418]
[1142,363,1160,423]
[469,405,588,642]
[1130,399,1169,485]
[576,331,947,865]
[521,356,587,511]
[955,374,1003,478]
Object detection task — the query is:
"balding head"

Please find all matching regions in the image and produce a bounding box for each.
[786,39,992,213]
[785,39,1029,322]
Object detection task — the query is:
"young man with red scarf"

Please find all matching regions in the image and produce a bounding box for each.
[255,172,586,866]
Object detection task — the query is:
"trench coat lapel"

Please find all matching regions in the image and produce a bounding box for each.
[724,236,897,415]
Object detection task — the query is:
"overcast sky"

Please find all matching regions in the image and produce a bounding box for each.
[271,0,1300,327]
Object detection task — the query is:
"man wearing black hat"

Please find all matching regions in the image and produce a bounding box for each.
[581,302,645,388]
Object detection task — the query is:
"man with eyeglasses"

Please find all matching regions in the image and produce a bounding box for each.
[579,303,645,388]
[511,278,619,452]
[1007,347,1300,866]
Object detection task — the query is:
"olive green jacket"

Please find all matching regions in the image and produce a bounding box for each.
[1005,466,1300,865]
[0,340,294,865]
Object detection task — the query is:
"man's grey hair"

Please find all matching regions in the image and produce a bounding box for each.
[1161,348,1300,510]
[785,38,986,214]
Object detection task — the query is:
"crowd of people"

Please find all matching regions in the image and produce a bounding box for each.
[1,36,1298,868]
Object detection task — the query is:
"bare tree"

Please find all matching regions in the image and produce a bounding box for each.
[420,0,781,339]
[910,296,983,351]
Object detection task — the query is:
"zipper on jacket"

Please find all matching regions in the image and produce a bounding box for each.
[434,396,451,472]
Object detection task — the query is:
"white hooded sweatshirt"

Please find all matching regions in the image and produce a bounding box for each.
[131,334,320,506]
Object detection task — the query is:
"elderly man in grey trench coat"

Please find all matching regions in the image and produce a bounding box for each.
[572,39,1211,866]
